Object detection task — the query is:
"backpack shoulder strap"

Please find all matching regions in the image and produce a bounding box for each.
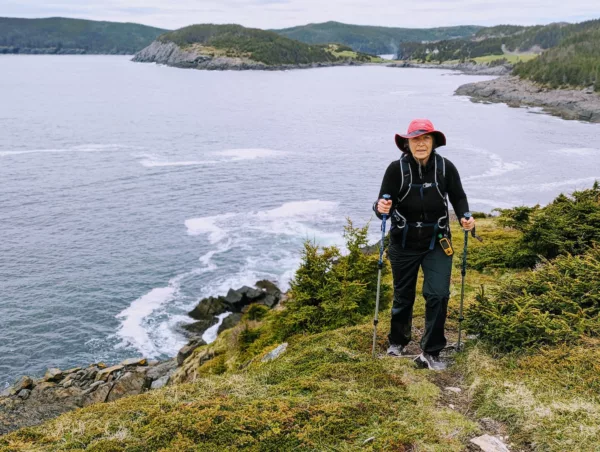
[434,153,447,199]
[398,154,412,203]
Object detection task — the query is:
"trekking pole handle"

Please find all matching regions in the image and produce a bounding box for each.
[379,194,391,266]
[462,212,483,243]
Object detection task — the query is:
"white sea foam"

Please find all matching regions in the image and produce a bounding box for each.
[140,159,219,168]
[0,143,136,157]
[114,285,178,357]
[461,147,524,181]
[202,312,232,344]
[215,148,283,160]
[185,214,234,243]
[490,177,599,194]
[551,148,599,156]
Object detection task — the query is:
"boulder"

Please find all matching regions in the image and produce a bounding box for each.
[470,435,510,452]
[224,288,242,304]
[217,313,243,335]
[146,358,177,381]
[43,368,63,382]
[95,365,124,382]
[120,358,147,367]
[255,279,281,297]
[182,318,218,335]
[17,389,31,400]
[177,339,207,366]
[11,376,34,395]
[262,343,288,362]
[105,372,148,402]
[151,375,170,390]
[81,383,112,407]
[188,296,226,320]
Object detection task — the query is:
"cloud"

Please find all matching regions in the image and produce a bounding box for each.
[2,0,599,30]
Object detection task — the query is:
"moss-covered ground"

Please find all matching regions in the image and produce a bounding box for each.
[1,219,598,451]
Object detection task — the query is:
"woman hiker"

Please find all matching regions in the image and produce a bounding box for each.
[373,118,475,371]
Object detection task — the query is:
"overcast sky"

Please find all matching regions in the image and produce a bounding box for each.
[2,0,600,30]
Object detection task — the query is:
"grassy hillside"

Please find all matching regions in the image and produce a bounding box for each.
[157,24,381,65]
[272,21,483,55]
[1,184,599,451]
[0,17,166,54]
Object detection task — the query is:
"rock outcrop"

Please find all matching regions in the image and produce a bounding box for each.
[0,358,175,435]
[388,61,512,76]
[455,75,600,123]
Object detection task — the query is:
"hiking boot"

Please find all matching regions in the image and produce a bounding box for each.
[386,343,408,357]
[414,353,447,371]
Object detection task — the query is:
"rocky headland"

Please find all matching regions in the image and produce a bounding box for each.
[0,280,284,435]
[132,40,366,71]
[455,75,600,123]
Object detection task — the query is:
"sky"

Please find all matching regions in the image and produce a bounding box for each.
[2,0,600,30]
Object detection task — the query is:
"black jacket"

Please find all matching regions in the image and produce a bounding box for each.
[374,151,469,249]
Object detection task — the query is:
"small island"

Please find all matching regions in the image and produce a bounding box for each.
[132,24,382,70]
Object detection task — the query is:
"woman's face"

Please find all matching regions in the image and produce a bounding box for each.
[408,134,434,163]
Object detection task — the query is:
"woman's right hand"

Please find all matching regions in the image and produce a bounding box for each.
[377,198,392,215]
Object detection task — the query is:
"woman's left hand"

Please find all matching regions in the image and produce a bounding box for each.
[461,216,475,231]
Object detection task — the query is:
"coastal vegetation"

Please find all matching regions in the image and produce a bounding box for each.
[1,184,599,451]
[152,24,381,66]
[513,23,600,92]
[0,17,166,54]
[273,21,483,55]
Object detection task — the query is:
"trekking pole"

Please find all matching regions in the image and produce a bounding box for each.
[372,194,391,358]
[457,212,482,351]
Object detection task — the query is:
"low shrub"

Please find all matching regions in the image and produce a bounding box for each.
[468,183,600,269]
[465,246,600,352]
[274,219,391,339]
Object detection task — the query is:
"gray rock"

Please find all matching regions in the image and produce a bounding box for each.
[470,434,511,452]
[12,376,34,394]
[445,387,462,393]
[262,343,288,362]
[224,288,243,304]
[120,358,148,367]
[182,317,218,335]
[255,280,282,297]
[44,368,63,382]
[146,358,177,381]
[217,313,243,334]
[177,339,206,366]
[150,375,170,390]
[95,365,124,381]
[17,389,31,400]
[82,383,112,407]
[388,61,512,76]
[260,294,278,308]
[105,372,147,402]
[188,296,226,320]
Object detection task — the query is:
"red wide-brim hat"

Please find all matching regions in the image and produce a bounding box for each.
[395,119,447,152]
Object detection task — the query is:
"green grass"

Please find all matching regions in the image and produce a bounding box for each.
[471,53,538,64]
[2,218,598,451]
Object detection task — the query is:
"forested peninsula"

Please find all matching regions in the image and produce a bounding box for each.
[0,17,166,54]
[132,24,382,70]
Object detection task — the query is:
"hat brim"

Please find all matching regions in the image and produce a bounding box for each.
[395,130,447,152]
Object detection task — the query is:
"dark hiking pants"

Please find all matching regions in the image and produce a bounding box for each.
[387,242,452,355]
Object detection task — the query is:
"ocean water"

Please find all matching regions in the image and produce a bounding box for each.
[1,55,599,387]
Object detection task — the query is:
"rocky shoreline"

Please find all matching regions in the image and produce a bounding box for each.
[132,41,365,71]
[0,280,284,435]
[387,61,513,76]
[455,75,600,123]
